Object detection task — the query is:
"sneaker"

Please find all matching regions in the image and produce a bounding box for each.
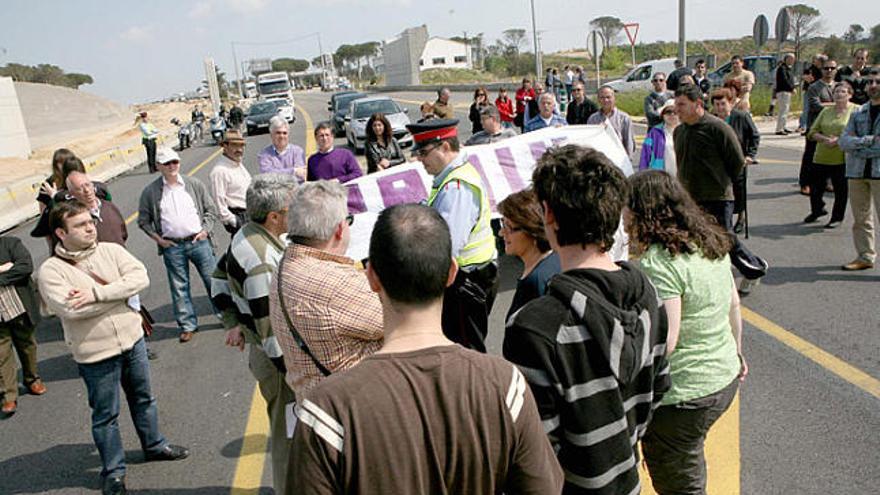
[841,259,874,271]
[102,476,126,495]
[738,277,760,296]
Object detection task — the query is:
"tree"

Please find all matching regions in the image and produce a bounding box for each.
[590,16,624,49]
[272,58,310,73]
[843,24,865,45]
[822,35,848,62]
[64,73,94,89]
[500,29,527,55]
[871,24,880,63]
[784,4,824,61]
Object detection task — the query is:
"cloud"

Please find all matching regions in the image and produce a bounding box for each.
[226,0,269,13]
[188,1,213,18]
[120,26,152,42]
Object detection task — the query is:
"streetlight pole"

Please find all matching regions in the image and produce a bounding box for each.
[678,0,687,63]
[231,41,243,98]
[317,32,326,89]
[530,0,541,79]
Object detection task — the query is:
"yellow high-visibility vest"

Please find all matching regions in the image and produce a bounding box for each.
[427,162,495,267]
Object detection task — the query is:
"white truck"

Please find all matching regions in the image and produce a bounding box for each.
[256,71,294,102]
[244,81,258,99]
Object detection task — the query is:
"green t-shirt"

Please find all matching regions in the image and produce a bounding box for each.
[808,103,858,165]
[639,245,740,405]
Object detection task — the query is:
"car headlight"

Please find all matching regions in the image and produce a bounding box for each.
[246,119,254,125]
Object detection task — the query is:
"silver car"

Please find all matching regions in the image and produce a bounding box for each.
[345,97,412,153]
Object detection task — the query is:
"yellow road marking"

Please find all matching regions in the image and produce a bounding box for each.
[742,307,880,399]
[229,103,316,493]
[123,148,222,225]
[757,158,800,165]
[230,387,270,495]
[639,394,741,494]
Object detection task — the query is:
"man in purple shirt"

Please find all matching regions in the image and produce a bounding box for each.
[258,116,306,182]
[307,122,363,183]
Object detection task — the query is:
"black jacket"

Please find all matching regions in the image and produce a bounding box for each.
[725,110,760,160]
[0,236,40,326]
[775,64,796,93]
[566,98,598,125]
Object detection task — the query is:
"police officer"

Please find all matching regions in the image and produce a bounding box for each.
[406,119,498,352]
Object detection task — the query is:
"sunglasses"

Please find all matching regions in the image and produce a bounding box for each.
[823,66,837,71]
[414,144,440,157]
[652,79,665,82]
[160,160,180,166]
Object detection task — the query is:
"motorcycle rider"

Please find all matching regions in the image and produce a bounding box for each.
[191,105,206,143]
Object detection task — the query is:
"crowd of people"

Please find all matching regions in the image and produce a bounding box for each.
[0,48,877,495]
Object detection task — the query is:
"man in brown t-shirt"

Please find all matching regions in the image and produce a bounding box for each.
[289,204,563,494]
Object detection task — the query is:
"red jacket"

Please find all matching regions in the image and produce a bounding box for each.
[495,96,515,122]
[515,87,535,115]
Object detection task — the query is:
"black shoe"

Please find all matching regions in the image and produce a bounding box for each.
[102,476,126,495]
[804,210,828,223]
[775,131,787,136]
[783,129,793,134]
[824,220,842,229]
[145,444,190,462]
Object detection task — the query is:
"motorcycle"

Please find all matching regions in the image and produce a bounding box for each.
[210,116,227,145]
[171,118,193,150]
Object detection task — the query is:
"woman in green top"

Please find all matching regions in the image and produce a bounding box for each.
[626,170,747,495]
[805,82,858,228]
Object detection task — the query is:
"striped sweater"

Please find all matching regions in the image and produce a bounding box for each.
[211,222,286,363]
[503,262,670,495]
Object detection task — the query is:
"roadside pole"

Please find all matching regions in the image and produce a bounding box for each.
[589,30,604,91]
[678,0,686,63]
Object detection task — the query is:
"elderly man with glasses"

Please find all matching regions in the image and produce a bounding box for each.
[405,119,498,353]
[258,116,306,181]
[138,148,218,343]
[645,72,674,127]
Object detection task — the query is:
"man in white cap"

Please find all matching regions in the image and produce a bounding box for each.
[138,148,218,343]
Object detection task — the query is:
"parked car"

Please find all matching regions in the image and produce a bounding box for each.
[245,101,282,135]
[708,55,778,88]
[328,91,367,136]
[604,58,678,92]
[345,96,412,153]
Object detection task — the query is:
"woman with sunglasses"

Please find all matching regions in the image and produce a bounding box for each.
[498,190,560,320]
[468,87,491,134]
[639,100,679,174]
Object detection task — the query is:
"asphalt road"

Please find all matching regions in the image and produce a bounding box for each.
[1,89,878,494]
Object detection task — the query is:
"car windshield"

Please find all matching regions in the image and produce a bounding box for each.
[258,80,289,95]
[353,100,399,119]
[250,102,276,114]
[336,93,365,112]
[271,100,291,108]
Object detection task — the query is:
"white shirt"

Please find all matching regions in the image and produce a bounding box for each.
[160,176,202,238]
[664,126,677,176]
[210,154,252,226]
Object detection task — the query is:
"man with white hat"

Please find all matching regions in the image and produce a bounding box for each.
[138,148,218,343]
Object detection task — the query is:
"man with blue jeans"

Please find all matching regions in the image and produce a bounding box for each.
[39,202,188,495]
[138,148,218,343]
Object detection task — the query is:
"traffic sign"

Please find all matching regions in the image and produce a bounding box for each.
[775,8,791,44]
[589,30,604,61]
[753,15,769,48]
[623,23,640,46]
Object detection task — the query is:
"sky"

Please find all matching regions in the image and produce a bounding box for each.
[3,0,877,104]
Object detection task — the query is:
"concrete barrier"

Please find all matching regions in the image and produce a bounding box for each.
[0,77,32,159]
[0,131,174,233]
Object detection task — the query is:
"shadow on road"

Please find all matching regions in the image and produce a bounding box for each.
[760,264,880,286]
[0,443,102,493]
[220,434,269,458]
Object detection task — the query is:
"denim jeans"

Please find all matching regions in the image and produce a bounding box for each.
[162,239,216,333]
[77,338,166,478]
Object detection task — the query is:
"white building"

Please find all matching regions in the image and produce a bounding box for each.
[419,37,471,71]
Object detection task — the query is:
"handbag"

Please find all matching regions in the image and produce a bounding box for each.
[56,257,153,337]
[276,251,331,377]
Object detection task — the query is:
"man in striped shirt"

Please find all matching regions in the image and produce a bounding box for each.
[289,204,563,494]
[504,145,670,495]
[210,174,297,495]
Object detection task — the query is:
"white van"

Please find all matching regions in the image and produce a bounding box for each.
[604,58,678,92]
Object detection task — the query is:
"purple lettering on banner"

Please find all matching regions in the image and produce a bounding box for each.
[529,141,548,162]
[347,184,367,213]
[495,147,526,194]
[376,169,428,208]
[551,137,568,148]
[467,154,496,209]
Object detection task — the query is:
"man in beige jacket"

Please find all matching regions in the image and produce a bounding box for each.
[38,201,189,495]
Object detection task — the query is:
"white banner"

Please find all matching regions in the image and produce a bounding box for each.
[344,124,634,260]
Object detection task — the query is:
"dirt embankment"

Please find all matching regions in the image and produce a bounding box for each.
[0,101,206,186]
